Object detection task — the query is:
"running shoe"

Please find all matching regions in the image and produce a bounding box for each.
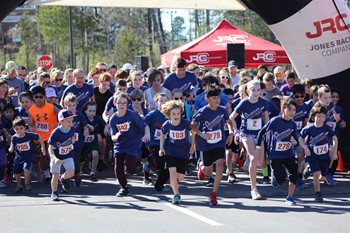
[143,178,154,186]
[303,163,312,179]
[251,188,262,200]
[61,177,71,192]
[89,174,98,182]
[314,192,323,202]
[197,161,205,181]
[262,176,270,184]
[325,173,335,186]
[51,191,59,201]
[227,173,236,183]
[209,192,218,206]
[15,186,23,193]
[0,180,6,188]
[25,184,32,191]
[172,194,181,204]
[295,178,307,190]
[206,176,215,187]
[285,196,296,205]
[74,173,82,188]
[116,187,130,197]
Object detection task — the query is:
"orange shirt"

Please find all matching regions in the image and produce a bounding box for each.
[28,102,58,141]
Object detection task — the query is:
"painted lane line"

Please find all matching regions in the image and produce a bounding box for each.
[159,200,223,226]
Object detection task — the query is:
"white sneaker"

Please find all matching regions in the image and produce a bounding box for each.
[0,180,6,188]
[251,188,262,200]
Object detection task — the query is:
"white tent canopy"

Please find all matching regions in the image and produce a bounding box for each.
[27,0,246,10]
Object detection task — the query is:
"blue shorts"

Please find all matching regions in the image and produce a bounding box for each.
[13,156,33,174]
[305,156,329,176]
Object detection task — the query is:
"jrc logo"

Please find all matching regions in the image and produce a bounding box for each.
[306,13,350,39]
[213,35,251,45]
[252,51,276,62]
[186,53,209,64]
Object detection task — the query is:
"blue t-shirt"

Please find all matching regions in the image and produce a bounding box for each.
[11,132,39,160]
[275,80,286,90]
[71,111,88,148]
[83,115,106,146]
[267,100,280,119]
[162,119,191,159]
[127,104,148,117]
[280,84,292,96]
[48,127,75,160]
[105,96,115,112]
[300,123,335,160]
[62,83,94,111]
[262,116,299,160]
[109,109,146,158]
[332,105,344,137]
[163,71,198,96]
[56,84,67,100]
[15,107,29,126]
[231,98,242,129]
[127,86,148,94]
[293,103,310,132]
[144,109,167,148]
[193,105,229,151]
[194,92,229,110]
[234,98,268,135]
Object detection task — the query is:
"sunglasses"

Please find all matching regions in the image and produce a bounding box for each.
[55,79,63,82]
[43,81,51,84]
[34,95,44,99]
[131,97,142,102]
[117,102,127,106]
[294,95,305,98]
[221,76,229,79]
[174,97,183,100]
[100,69,107,72]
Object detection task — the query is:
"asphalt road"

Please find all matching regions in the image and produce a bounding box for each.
[1,166,349,233]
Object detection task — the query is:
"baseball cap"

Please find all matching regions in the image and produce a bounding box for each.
[122,63,133,70]
[45,87,57,98]
[157,66,167,73]
[227,60,236,68]
[5,61,18,73]
[58,109,76,122]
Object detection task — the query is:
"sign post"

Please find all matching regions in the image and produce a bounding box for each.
[37,55,53,71]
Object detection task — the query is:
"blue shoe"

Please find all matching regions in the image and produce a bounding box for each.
[286,196,296,205]
[295,178,307,190]
[206,176,215,187]
[172,194,181,204]
[271,171,279,188]
[325,173,336,186]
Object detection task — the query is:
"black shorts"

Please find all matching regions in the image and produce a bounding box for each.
[202,148,225,167]
[225,132,240,153]
[165,156,188,174]
[270,156,298,185]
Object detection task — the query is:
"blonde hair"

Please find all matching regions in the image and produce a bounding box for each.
[317,84,331,97]
[246,80,261,90]
[63,92,77,105]
[153,93,169,103]
[161,100,184,119]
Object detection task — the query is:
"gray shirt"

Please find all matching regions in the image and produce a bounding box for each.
[3,75,25,107]
[231,74,239,86]
[266,87,282,101]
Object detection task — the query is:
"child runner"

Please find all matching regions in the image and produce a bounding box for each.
[16,92,34,127]
[144,93,169,189]
[191,85,234,205]
[301,105,338,202]
[159,100,195,204]
[82,102,108,182]
[48,109,76,201]
[109,93,150,197]
[62,93,89,188]
[0,108,12,188]
[229,80,269,200]
[9,117,45,193]
[256,98,311,205]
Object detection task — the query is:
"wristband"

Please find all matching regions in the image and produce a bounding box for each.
[256,146,261,149]
[201,132,205,138]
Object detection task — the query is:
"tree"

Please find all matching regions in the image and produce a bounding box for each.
[170,16,187,49]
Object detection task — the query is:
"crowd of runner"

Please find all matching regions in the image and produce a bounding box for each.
[0,58,347,205]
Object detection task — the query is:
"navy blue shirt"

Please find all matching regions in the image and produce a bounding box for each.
[11,132,39,160]
[194,92,229,110]
[163,71,198,96]
[15,107,29,126]
[144,109,167,148]
[48,127,75,160]
[293,103,310,132]
[62,83,94,111]
[127,86,148,94]
[71,111,88,148]
[83,115,106,146]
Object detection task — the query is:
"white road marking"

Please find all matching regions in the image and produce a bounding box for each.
[159,200,223,226]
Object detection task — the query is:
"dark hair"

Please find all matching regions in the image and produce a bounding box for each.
[281,98,297,110]
[3,103,15,113]
[271,95,283,110]
[147,69,163,86]
[259,81,266,90]
[205,85,221,98]
[285,70,296,80]
[18,66,27,71]
[116,79,127,87]
[258,64,268,72]
[108,64,117,70]
[202,75,220,87]
[331,88,340,96]
[310,104,327,119]
[173,57,187,68]
[223,88,235,96]
[292,84,305,95]
[30,85,46,96]
[82,101,97,113]
[19,91,33,102]
[13,117,26,127]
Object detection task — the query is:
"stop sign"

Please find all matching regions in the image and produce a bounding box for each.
[38,55,53,71]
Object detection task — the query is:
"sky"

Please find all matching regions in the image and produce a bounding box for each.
[161,9,190,32]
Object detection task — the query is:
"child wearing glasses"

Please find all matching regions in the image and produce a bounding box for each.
[28,86,60,183]
[109,93,150,197]
[219,69,233,89]
[128,89,148,119]
[171,88,192,121]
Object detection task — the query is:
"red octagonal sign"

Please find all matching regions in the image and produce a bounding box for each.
[38,55,53,71]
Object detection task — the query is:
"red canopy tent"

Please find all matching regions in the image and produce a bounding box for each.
[161,19,290,68]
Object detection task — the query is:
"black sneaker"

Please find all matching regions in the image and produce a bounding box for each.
[51,191,59,201]
[61,178,71,192]
[89,174,98,182]
[206,176,215,187]
[116,187,130,197]
[315,192,323,202]
[15,186,23,193]
[74,173,82,188]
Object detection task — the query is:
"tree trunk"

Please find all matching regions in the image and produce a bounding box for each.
[206,10,210,32]
[148,8,153,65]
[156,9,167,54]
[195,10,199,38]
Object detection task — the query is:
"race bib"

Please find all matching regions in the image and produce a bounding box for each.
[169,129,186,140]
[116,122,130,132]
[313,144,329,155]
[275,141,291,151]
[295,121,303,130]
[247,118,262,131]
[59,144,74,155]
[84,135,95,143]
[16,141,30,152]
[154,129,162,140]
[327,121,336,131]
[36,122,49,132]
[206,129,222,144]
[74,133,79,142]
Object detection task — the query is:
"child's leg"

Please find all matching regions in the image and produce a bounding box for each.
[212,159,224,193]
[169,167,179,194]
[313,171,321,192]
[226,149,233,174]
[24,168,31,185]
[91,150,99,174]
[114,154,128,188]
[0,148,5,181]
[15,174,22,187]
[284,157,298,197]
[242,137,260,189]
[51,172,60,192]
[62,158,75,180]
[97,134,106,161]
